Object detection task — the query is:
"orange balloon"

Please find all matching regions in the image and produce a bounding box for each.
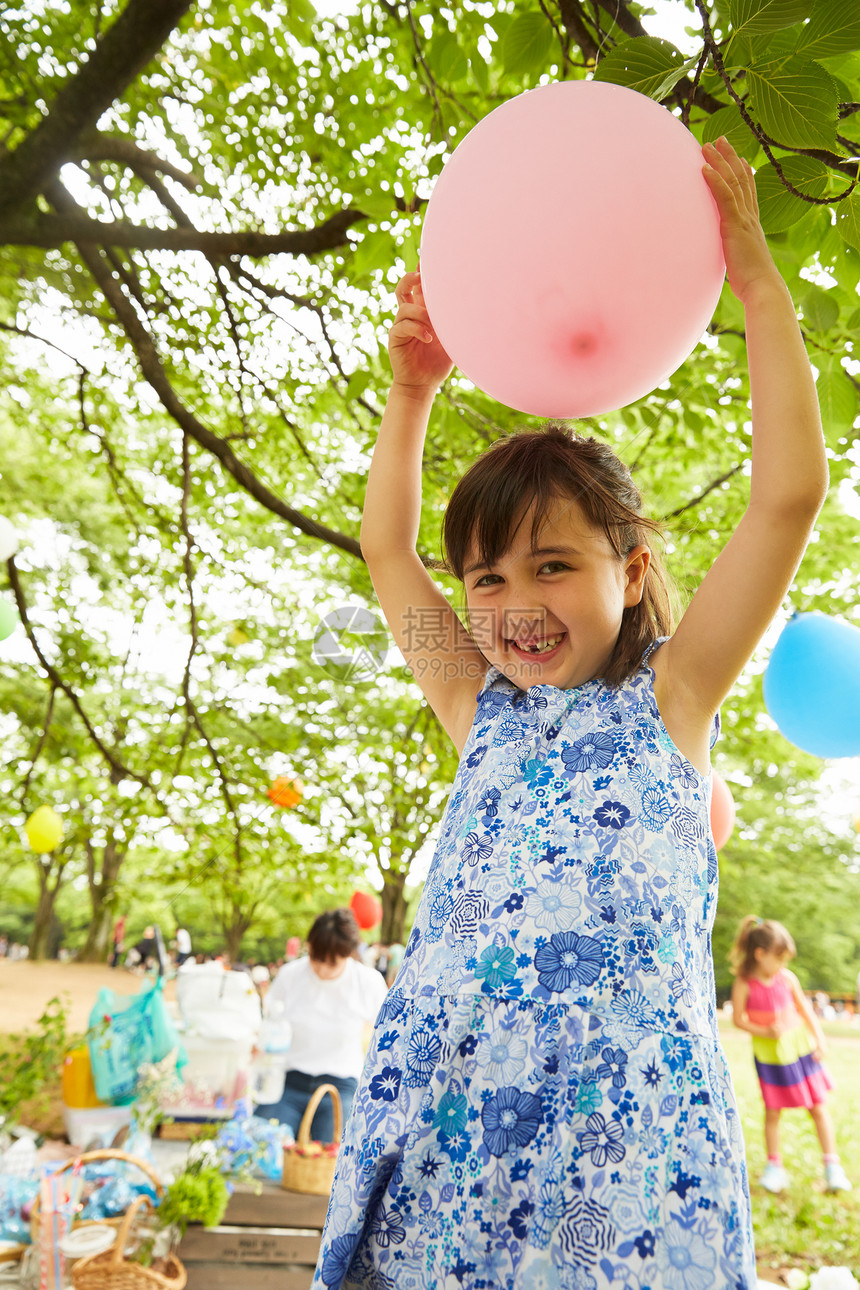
[267,776,302,809]
[710,772,736,851]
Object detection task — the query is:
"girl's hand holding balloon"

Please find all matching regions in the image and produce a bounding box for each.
[702,137,780,305]
[388,270,453,397]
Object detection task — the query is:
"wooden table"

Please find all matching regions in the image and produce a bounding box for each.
[179,1183,330,1290]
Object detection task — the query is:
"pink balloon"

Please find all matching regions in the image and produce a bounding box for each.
[420,81,725,417]
[710,771,736,852]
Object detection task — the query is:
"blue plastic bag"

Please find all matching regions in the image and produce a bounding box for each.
[87,979,186,1104]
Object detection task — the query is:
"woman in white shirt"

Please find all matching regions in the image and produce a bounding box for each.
[263,908,388,1142]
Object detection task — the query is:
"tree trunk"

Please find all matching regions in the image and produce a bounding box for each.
[381,870,408,945]
[79,899,115,963]
[29,862,62,960]
[79,838,124,962]
[222,911,252,963]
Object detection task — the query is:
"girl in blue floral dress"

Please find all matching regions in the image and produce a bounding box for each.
[313,139,827,1290]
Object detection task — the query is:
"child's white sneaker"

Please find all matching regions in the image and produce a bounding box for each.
[824,1162,852,1192]
[759,1162,788,1193]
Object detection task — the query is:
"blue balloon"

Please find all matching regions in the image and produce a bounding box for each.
[764,612,860,759]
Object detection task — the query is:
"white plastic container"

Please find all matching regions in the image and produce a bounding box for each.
[62,1104,133,1149]
[162,1032,252,1117]
[250,1052,286,1105]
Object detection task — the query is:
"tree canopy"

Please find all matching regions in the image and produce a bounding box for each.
[0,0,859,985]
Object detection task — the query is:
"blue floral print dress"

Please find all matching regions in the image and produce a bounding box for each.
[314,645,755,1290]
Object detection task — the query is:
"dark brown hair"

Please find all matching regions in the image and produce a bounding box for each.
[729,915,796,979]
[442,424,676,685]
[307,908,361,964]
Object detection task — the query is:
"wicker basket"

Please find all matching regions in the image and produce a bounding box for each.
[281,1083,342,1196]
[70,1196,186,1290]
[30,1148,164,1246]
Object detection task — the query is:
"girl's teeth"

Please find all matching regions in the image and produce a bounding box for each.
[520,635,562,654]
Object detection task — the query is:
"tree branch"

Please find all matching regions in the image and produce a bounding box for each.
[72,132,200,190]
[178,431,243,859]
[6,556,165,794]
[593,0,647,39]
[0,0,195,221]
[0,207,367,255]
[557,0,601,63]
[662,464,744,520]
[48,183,363,559]
[694,0,856,203]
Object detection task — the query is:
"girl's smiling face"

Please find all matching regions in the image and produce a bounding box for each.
[463,496,650,691]
[753,946,790,980]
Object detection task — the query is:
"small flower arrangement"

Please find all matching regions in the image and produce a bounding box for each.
[131,1051,184,1139]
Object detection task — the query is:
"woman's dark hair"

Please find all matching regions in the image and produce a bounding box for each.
[729,916,796,979]
[307,908,362,964]
[442,424,676,685]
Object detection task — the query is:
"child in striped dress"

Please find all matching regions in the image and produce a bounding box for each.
[730,916,851,1194]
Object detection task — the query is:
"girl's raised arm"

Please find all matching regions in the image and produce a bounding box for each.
[653,138,828,771]
[361,272,488,755]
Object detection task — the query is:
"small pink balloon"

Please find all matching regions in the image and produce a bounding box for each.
[420,81,725,417]
[710,771,736,852]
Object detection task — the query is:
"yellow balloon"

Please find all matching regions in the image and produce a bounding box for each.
[853,812,860,834]
[25,805,64,852]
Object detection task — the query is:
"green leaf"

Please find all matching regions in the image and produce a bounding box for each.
[700,104,759,158]
[469,53,490,95]
[288,0,316,35]
[796,0,860,61]
[729,26,805,67]
[350,228,395,281]
[836,103,860,145]
[356,192,398,221]
[344,369,372,402]
[396,219,421,267]
[755,156,830,232]
[729,0,812,38]
[835,188,860,250]
[593,36,691,100]
[426,30,469,84]
[816,362,858,427]
[747,57,838,150]
[500,11,554,76]
[799,282,839,330]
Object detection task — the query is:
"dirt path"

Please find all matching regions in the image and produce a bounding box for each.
[0,960,175,1035]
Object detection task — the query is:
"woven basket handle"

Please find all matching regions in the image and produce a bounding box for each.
[30,1147,164,1223]
[297,1083,342,1147]
[107,1194,154,1268]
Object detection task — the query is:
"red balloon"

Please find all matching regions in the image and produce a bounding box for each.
[350,890,382,930]
[710,772,736,851]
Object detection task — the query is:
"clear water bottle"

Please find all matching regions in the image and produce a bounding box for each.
[252,1001,292,1104]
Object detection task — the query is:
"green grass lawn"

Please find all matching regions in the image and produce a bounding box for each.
[719,1019,860,1277]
